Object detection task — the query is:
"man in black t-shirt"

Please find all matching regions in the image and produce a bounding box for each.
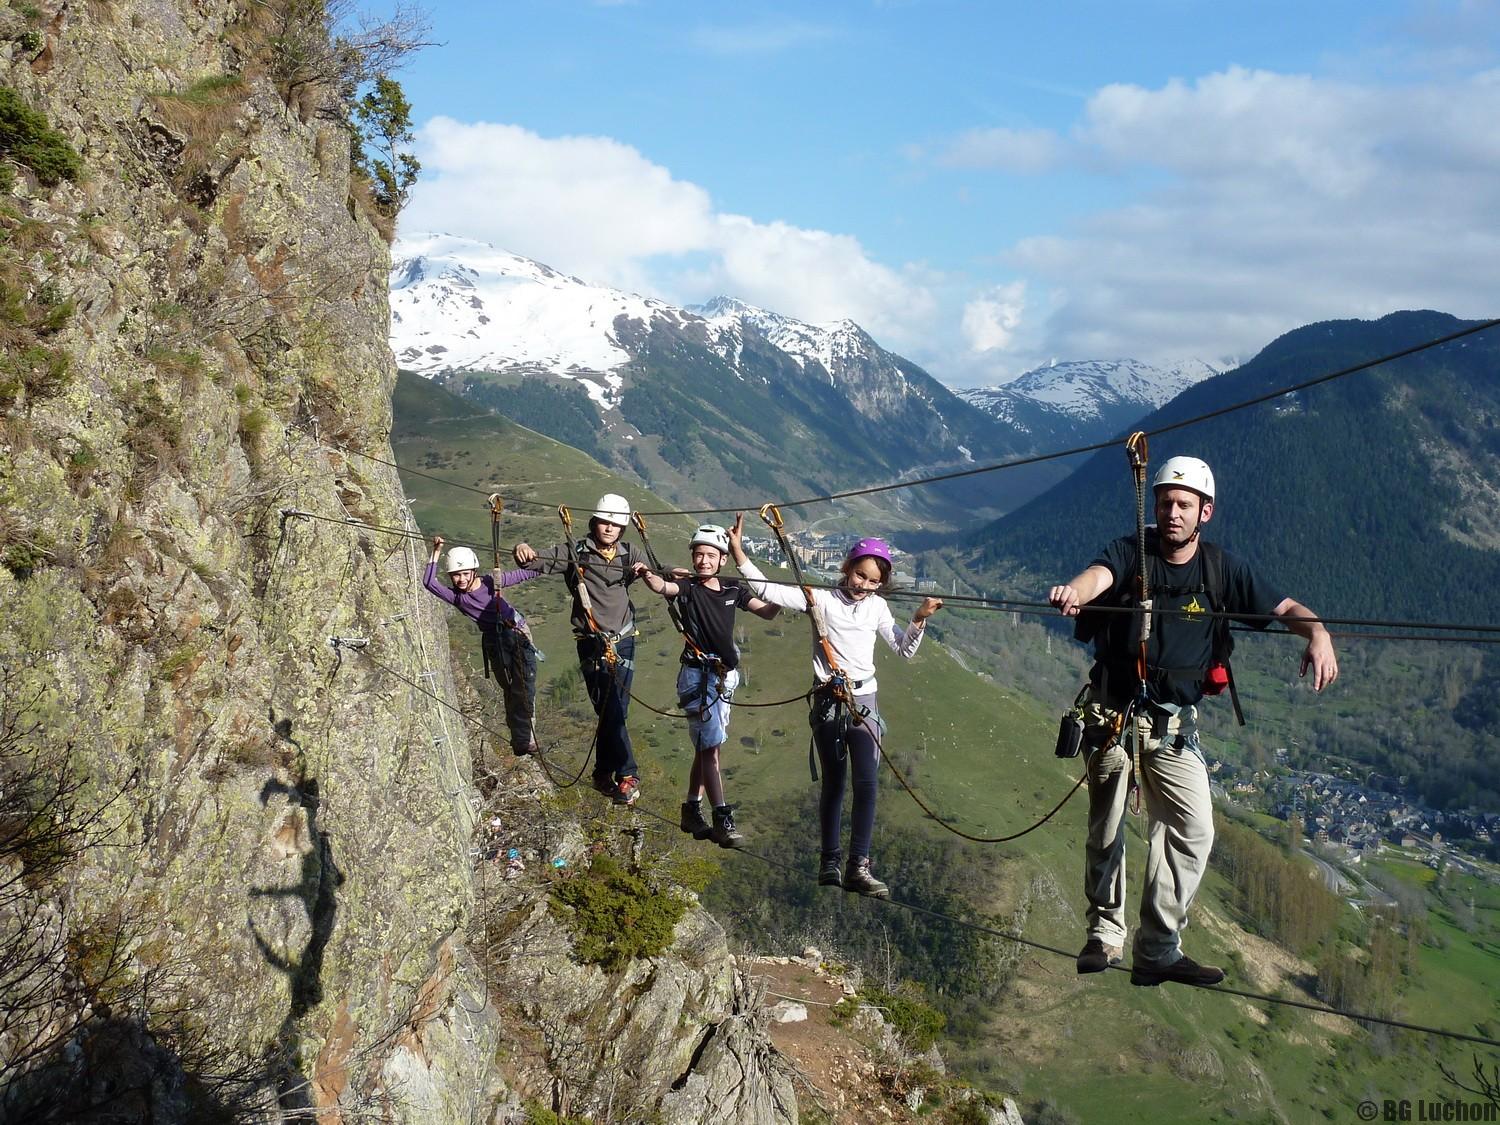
[634,518,779,847]
[1049,456,1338,987]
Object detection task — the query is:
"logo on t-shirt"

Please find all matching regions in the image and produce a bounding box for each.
[1183,595,1207,619]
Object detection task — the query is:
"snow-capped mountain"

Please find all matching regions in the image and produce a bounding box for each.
[960,358,1220,444]
[388,234,1047,524]
[390,232,683,408]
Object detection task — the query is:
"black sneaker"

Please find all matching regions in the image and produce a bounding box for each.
[709,805,744,848]
[843,857,889,899]
[680,800,712,839]
[1076,939,1124,974]
[817,853,843,888]
[592,775,616,796]
[1130,954,1225,988]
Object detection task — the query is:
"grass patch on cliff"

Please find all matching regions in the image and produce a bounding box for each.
[150,74,248,190]
[549,854,686,971]
[0,85,82,188]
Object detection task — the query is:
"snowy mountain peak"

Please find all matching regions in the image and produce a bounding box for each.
[690,297,875,380]
[959,357,1219,441]
[389,232,678,407]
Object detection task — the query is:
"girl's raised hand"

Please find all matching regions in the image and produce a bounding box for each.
[915,597,944,621]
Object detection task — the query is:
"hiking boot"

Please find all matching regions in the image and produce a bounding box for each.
[612,776,640,806]
[843,856,890,899]
[1076,939,1124,975]
[680,799,712,840]
[709,805,744,848]
[515,741,539,757]
[592,775,616,796]
[1130,954,1225,988]
[817,852,843,888]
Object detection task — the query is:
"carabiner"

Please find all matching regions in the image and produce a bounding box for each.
[758,503,784,530]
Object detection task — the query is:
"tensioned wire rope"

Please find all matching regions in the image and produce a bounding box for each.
[335,639,1500,1051]
[304,502,1494,855]
[541,776,1500,1051]
[301,317,1500,517]
[279,507,1500,645]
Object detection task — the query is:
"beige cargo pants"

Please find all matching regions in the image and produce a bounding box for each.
[1082,695,1213,966]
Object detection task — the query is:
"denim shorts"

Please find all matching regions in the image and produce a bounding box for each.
[677,664,740,751]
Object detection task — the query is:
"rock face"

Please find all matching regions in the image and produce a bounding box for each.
[0,4,798,1122]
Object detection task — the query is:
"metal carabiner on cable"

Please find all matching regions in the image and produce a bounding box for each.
[487,493,505,568]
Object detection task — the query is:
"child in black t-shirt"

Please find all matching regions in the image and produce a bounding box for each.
[633,517,779,846]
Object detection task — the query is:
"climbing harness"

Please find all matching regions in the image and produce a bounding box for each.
[759,503,870,780]
[630,512,729,700]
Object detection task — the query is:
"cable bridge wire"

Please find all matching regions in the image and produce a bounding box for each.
[341,639,1500,1052]
[267,322,1500,1049]
[273,509,1500,646]
[308,318,1500,517]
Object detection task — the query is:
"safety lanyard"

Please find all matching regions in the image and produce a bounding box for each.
[630,512,721,674]
[487,493,505,569]
[1125,430,1152,686]
[758,504,859,706]
[558,506,616,668]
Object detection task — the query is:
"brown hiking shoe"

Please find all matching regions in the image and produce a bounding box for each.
[843,857,890,899]
[680,800,712,840]
[1130,954,1225,988]
[1076,939,1124,974]
[709,805,744,848]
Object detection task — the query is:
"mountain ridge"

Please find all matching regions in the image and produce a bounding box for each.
[389,233,1060,527]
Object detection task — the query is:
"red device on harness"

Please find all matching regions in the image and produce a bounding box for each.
[1203,662,1231,696]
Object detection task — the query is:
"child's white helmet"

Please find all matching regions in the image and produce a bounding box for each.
[445,546,480,573]
[592,493,631,526]
[689,524,729,554]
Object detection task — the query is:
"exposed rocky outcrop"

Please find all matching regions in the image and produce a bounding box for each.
[0,3,794,1122]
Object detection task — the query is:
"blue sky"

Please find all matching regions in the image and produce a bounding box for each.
[395,1,1500,385]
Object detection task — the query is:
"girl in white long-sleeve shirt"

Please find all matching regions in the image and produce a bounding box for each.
[728,516,942,897]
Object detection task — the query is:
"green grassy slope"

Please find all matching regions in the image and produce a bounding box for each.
[390,371,1500,1124]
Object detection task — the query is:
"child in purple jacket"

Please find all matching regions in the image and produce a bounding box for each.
[424,536,542,755]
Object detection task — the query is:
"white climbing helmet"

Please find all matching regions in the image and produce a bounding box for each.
[1152,456,1215,503]
[445,546,480,574]
[592,493,631,526]
[689,524,729,554]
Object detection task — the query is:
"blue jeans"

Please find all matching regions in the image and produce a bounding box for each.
[676,663,739,752]
[578,635,638,782]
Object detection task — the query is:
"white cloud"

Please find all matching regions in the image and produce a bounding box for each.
[401,118,939,347]
[961,283,1027,351]
[935,66,1500,370]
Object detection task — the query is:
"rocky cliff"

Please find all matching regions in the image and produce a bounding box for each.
[0,3,795,1122]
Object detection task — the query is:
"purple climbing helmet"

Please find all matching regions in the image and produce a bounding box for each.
[845,537,893,566]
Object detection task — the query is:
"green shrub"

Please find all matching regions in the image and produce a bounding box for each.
[521,1101,591,1125]
[550,854,686,971]
[860,984,947,1053]
[0,86,82,187]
